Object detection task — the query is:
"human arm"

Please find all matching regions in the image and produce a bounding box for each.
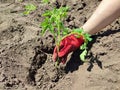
[83,0,120,35]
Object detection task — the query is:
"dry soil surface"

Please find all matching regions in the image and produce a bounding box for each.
[0,0,120,90]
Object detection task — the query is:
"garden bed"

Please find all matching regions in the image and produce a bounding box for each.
[0,0,120,90]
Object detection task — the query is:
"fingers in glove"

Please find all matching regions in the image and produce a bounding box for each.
[52,41,65,61]
[61,55,67,64]
[58,45,72,57]
[52,47,58,62]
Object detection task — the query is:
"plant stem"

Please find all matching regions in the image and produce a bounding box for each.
[55,23,61,66]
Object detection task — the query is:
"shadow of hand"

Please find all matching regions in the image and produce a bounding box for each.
[65,49,84,73]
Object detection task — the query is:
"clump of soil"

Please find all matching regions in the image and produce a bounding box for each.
[0,0,120,90]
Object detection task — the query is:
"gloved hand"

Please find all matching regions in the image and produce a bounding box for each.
[52,34,84,64]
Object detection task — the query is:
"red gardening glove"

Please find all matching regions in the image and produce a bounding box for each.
[52,34,84,64]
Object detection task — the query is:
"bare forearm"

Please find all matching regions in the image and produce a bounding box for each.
[82,0,120,35]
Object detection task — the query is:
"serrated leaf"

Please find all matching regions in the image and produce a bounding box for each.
[40,21,48,28]
[84,33,92,41]
[41,26,48,35]
[49,25,54,34]
[23,11,30,15]
[42,11,51,16]
[80,49,87,61]
[63,32,67,35]
[25,4,36,11]
[50,16,55,23]
[64,28,69,32]
[73,28,83,33]
[80,43,87,50]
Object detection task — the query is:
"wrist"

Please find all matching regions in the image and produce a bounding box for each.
[71,28,92,43]
[81,25,93,35]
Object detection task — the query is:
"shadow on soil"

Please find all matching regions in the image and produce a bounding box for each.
[65,29,120,73]
[65,49,84,73]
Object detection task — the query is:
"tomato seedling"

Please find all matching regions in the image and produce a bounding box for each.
[23,4,37,15]
[41,6,69,45]
[40,6,70,65]
[40,6,92,66]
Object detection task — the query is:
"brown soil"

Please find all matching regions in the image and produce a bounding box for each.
[0,0,120,90]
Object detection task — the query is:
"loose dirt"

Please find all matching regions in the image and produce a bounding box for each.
[0,0,120,90]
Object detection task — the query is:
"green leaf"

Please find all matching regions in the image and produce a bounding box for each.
[42,0,49,3]
[18,0,23,2]
[63,28,70,35]
[73,28,83,33]
[84,33,92,41]
[41,20,48,28]
[23,11,30,15]
[23,4,36,15]
[80,49,87,61]
[41,26,48,35]
[80,43,87,50]
[50,16,55,23]
[42,11,51,17]
[49,25,54,34]
[25,4,36,11]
